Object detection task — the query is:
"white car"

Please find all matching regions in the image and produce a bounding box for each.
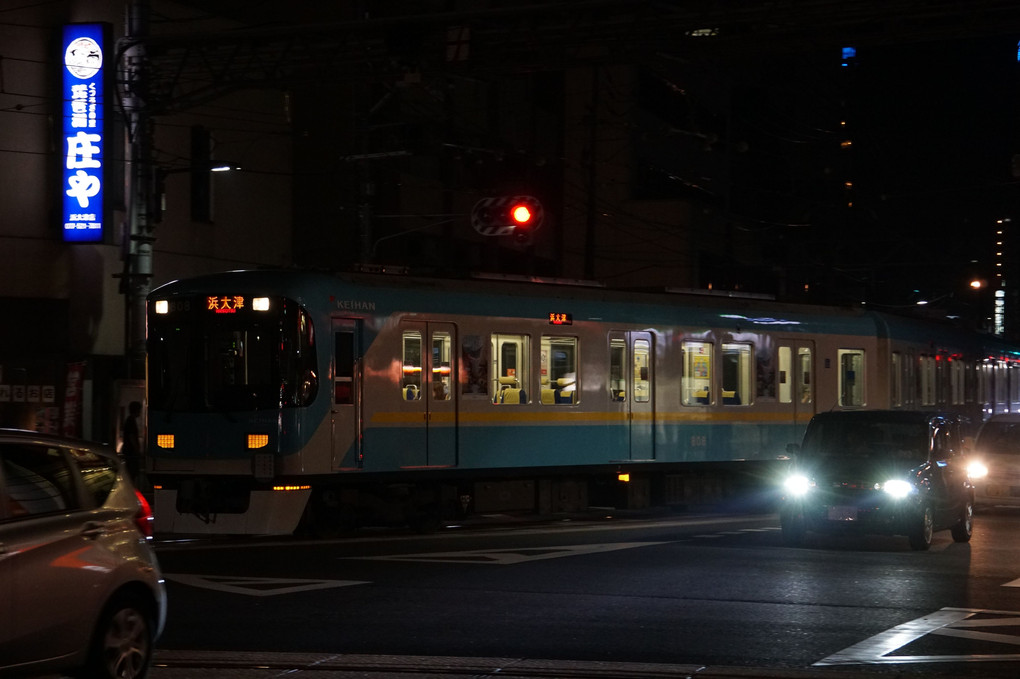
[969,414,1020,510]
[0,428,166,679]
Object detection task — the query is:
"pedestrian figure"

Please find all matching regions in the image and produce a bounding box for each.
[121,401,143,483]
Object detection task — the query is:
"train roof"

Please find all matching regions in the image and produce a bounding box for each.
[150,268,1019,353]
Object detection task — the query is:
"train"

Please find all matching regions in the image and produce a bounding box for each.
[144,268,1020,535]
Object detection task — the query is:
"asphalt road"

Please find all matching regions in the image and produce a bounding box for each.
[147,508,1020,678]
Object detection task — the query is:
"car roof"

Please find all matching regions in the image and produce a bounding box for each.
[0,428,116,458]
[809,410,950,425]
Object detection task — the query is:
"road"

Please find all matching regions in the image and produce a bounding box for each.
[148,508,1020,678]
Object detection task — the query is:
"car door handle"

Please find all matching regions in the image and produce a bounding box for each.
[81,521,105,539]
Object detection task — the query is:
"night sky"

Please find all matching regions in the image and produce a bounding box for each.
[732,33,1020,309]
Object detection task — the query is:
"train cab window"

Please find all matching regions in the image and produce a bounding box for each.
[633,339,650,403]
[402,331,423,401]
[682,340,713,406]
[492,333,530,404]
[609,338,627,401]
[838,349,865,407]
[721,343,752,406]
[541,336,578,405]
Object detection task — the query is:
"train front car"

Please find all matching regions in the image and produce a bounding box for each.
[146,273,325,535]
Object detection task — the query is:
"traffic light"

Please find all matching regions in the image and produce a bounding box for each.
[471,195,544,241]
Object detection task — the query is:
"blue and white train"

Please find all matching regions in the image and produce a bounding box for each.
[145,269,1020,535]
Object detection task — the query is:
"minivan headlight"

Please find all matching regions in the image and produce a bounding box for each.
[967,460,989,479]
[882,479,914,499]
[784,474,813,497]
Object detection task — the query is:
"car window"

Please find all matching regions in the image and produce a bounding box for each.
[977,422,1020,455]
[0,443,80,519]
[68,447,118,506]
[802,419,928,463]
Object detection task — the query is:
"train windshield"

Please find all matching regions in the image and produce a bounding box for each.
[147,294,317,412]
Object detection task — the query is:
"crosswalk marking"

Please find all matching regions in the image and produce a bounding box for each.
[165,574,369,596]
[815,608,1020,665]
[343,541,667,565]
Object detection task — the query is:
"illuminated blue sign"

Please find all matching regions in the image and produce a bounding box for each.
[61,23,106,243]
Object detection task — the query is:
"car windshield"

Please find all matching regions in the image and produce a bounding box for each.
[801,419,928,463]
[976,422,1020,456]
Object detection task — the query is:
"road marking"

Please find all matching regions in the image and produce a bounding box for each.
[343,541,668,565]
[165,574,369,596]
[1004,578,1020,587]
[815,607,1020,665]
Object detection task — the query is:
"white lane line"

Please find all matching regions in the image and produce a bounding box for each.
[166,574,370,596]
[815,607,1020,665]
[343,541,668,565]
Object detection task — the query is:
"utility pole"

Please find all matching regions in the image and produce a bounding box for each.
[120,0,153,377]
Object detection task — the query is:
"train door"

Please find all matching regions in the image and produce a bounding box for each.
[610,331,655,460]
[331,318,363,470]
[400,321,458,468]
[778,340,815,425]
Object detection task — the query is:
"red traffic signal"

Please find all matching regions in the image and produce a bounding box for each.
[471,195,544,237]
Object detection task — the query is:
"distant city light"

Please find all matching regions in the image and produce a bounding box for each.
[841,46,857,67]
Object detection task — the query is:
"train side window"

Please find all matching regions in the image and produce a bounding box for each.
[609,338,627,401]
[402,331,423,401]
[633,339,650,403]
[682,340,712,406]
[891,351,903,407]
[919,354,936,406]
[431,331,452,401]
[540,336,578,405]
[721,343,751,406]
[838,348,865,407]
[798,347,812,405]
[334,330,355,405]
[492,333,530,404]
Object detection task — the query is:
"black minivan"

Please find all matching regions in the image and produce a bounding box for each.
[779,411,974,550]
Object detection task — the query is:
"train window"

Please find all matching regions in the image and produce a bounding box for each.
[492,333,530,404]
[541,336,578,405]
[950,358,966,406]
[891,351,903,407]
[402,331,423,401]
[334,330,355,405]
[721,343,752,406]
[838,349,865,407]
[682,340,712,406]
[431,331,452,401]
[778,347,792,403]
[919,355,936,406]
[633,339,650,403]
[609,338,627,401]
[797,348,812,404]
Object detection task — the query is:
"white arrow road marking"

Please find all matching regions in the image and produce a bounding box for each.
[815,607,1020,665]
[166,574,370,596]
[343,541,668,565]
[1004,578,1020,587]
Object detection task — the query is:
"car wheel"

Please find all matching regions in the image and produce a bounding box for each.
[780,508,806,546]
[950,498,974,543]
[908,504,934,551]
[79,593,154,679]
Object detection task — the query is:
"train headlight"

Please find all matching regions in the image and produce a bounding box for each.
[784,474,813,497]
[154,299,169,315]
[882,479,914,499]
[967,460,989,480]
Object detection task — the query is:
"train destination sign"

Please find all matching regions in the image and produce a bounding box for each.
[548,312,573,325]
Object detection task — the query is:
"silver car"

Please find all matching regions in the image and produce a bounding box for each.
[969,413,1020,510]
[0,429,166,679]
